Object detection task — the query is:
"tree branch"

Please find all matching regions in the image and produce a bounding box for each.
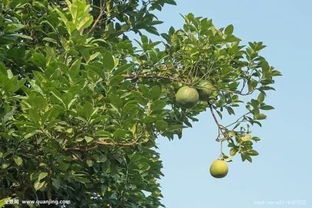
[122,73,255,95]
[64,137,146,152]
[87,3,105,34]
[122,73,191,85]
[225,112,251,128]
[209,104,227,142]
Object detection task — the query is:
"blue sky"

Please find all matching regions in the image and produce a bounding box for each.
[154,0,312,207]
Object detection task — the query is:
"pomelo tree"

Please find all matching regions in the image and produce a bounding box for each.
[0,0,281,207]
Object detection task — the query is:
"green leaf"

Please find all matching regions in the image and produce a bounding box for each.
[113,64,132,75]
[257,92,265,103]
[24,130,40,139]
[113,129,128,138]
[34,181,47,191]
[95,130,111,137]
[138,162,150,172]
[88,52,101,63]
[145,26,159,35]
[0,62,8,77]
[31,52,46,68]
[95,154,107,163]
[43,37,58,44]
[38,172,48,181]
[27,94,48,110]
[78,102,96,121]
[1,163,9,169]
[0,197,11,208]
[248,150,259,156]
[28,109,41,125]
[84,136,94,143]
[52,178,61,190]
[248,79,258,92]
[77,16,93,31]
[151,100,166,112]
[224,24,234,35]
[10,33,33,40]
[260,105,274,110]
[240,134,252,142]
[155,120,168,131]
[241,153,252,162]
[254,113,267,120]
[51,91,66,107]
[252,137,261,142]
[246,155,252,162]
[68,59,82,82]
[109,94,123,108]
[102,51,115,71]
[226,106,235,115]
[149,86,161,100]
[13,156,23,166]
[109,75,124,86]
[86,159,94,167]
[230,148,238,156]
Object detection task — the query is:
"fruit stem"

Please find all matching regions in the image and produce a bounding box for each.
[209,104,227,141]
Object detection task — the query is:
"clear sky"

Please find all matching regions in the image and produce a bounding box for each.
[153,0,312,207]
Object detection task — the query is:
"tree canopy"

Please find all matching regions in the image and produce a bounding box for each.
[0,0,281,207]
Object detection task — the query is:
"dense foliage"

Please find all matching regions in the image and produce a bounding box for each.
[0,0,280,207]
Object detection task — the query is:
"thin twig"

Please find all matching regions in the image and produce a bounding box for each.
[65,136,145,152]
[225,112,251,128]
[87,4,105,34]
[122,73,192,86]
[209,105,222,129]
[209,104,227,142]
[240,79,247,94]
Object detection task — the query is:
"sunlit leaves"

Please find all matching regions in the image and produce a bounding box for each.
[55,0,93,34]
[0,63,24,94]
[13,156,23,166]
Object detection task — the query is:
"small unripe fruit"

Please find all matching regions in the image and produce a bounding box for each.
[175,86,199,108]
[209,160,228,178]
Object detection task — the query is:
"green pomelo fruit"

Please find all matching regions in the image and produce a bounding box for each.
[175,86,199,108]
[209,160,228,178]
[198,81,216,100]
